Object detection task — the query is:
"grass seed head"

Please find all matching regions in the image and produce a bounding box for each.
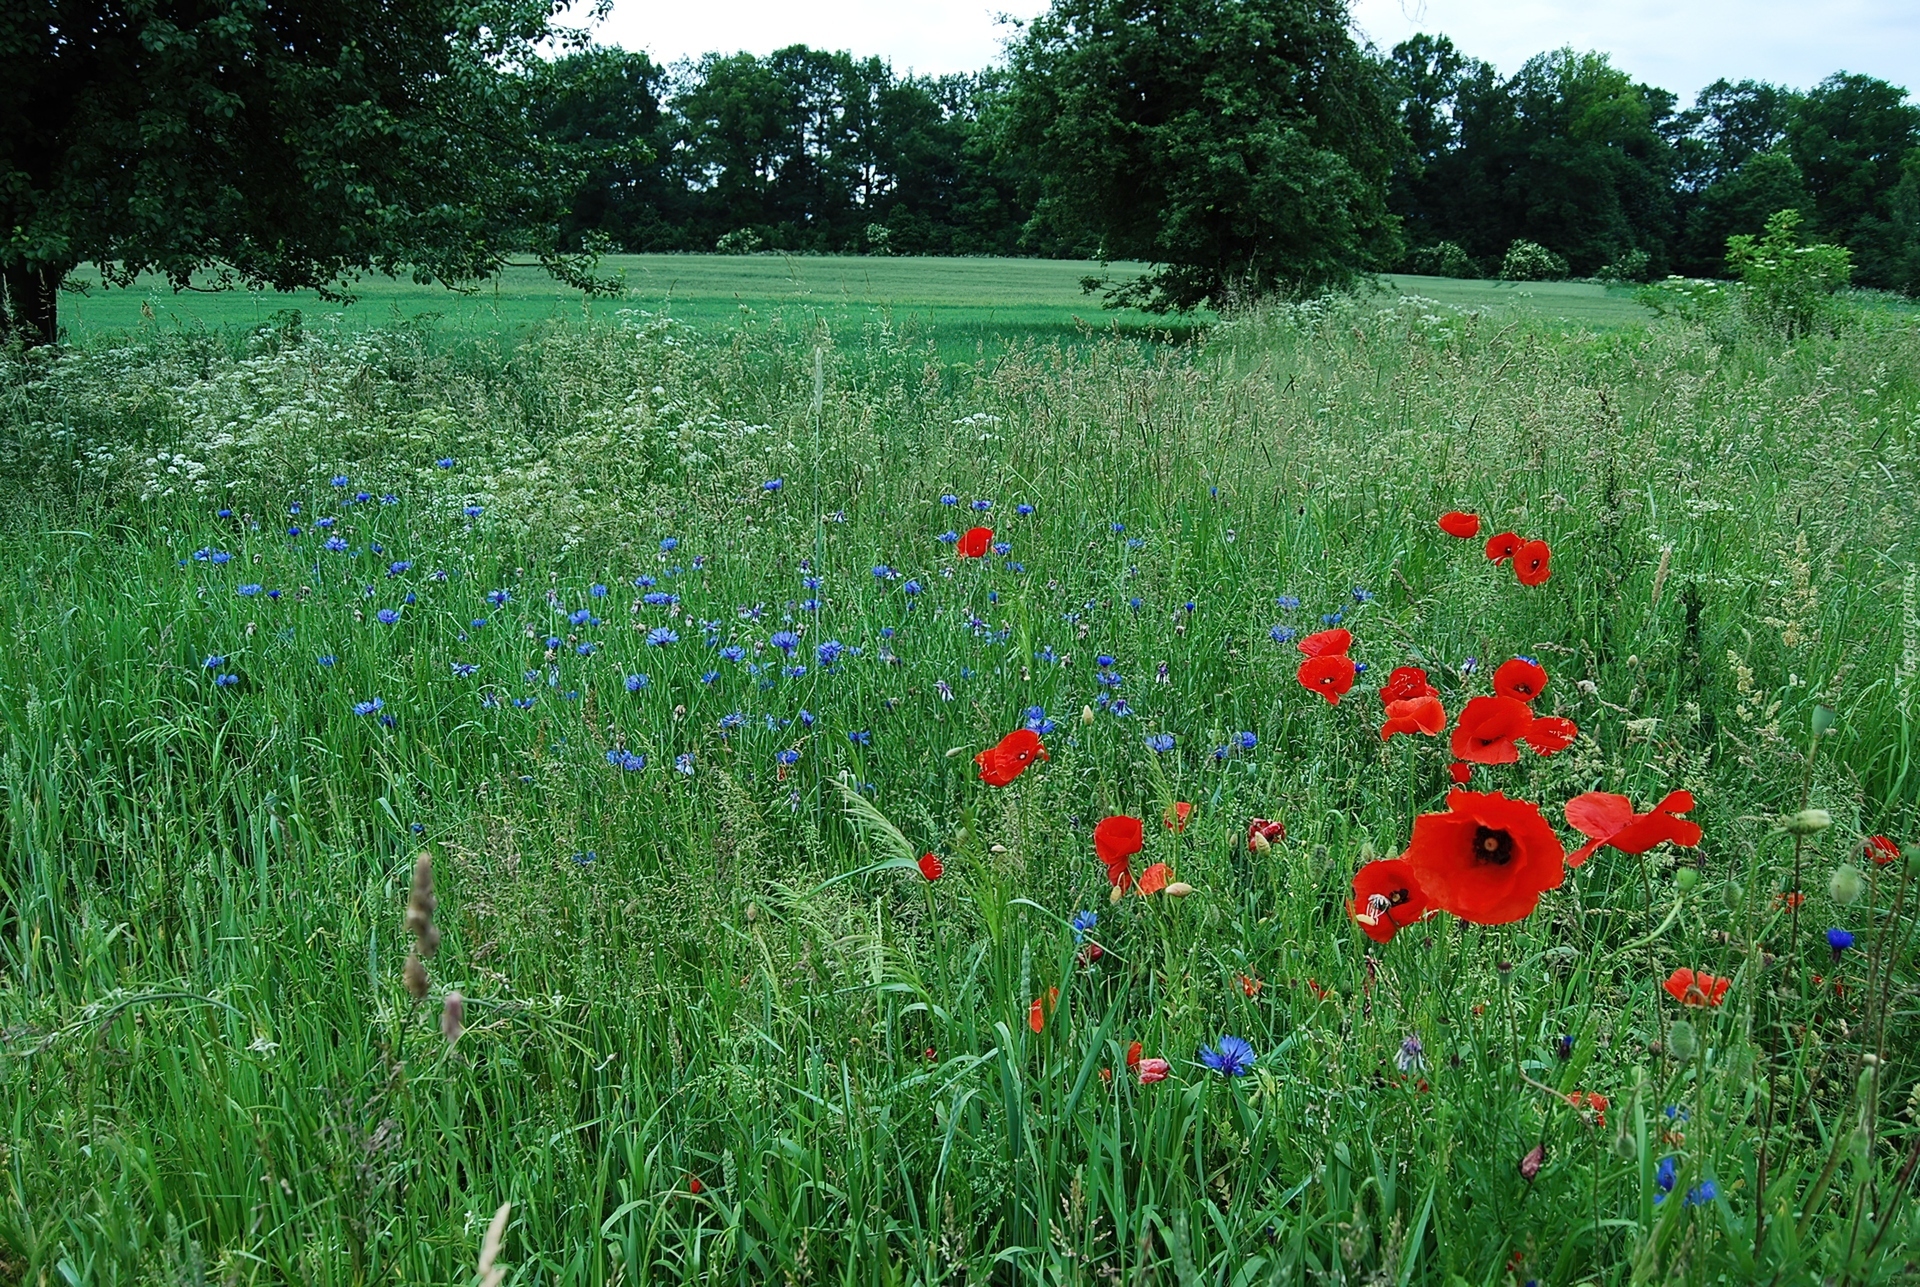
[404,953,429,1001]
[441,991,465,1045]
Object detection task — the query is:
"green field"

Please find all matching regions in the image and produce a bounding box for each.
[59,256,1661,352]
[3,279,1919,1283]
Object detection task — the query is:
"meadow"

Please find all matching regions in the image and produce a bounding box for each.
[1,273,1918,1284]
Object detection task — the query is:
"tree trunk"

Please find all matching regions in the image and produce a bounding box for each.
[2,262,63,348]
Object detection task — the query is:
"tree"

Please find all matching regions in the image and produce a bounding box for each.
[0,0,592,347]
[540,48,675,252]
[1003,0,1405,310]
[1786,73,1920,289]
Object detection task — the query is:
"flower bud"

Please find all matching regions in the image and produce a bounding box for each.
[1164,882,1194,897]
[1109,884,1125,906]
[1081,705,1096,726]
[1721,880,1744,911]
[1785,809,1832,837]
[1674,867,1699,892]
[1667,1020,1698,1060]
[1249,831,1272,856]
[1811,704,1837,737]
[1612,1131,1640,1161]
[1136,1057,1172,1084]
[1829,863,1866,906]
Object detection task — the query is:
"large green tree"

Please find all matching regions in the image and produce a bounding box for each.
[1786,72,1920,290]
[1003,0,1405,310]
[0,0,590,346]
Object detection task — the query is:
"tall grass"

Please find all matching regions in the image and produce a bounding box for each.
[1,293,1916,1283]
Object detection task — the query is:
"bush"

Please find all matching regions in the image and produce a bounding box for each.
[1726,209,1852,338]
[1406,241,1477,279]
[714,228,765,255]
[1499,240,1569,281]
[1597,248,1653,283]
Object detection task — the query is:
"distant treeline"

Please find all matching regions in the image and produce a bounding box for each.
[540,37,1920,292]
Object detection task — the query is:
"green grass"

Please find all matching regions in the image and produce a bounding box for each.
[1,293,1918,1284]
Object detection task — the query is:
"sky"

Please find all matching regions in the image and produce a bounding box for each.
[589,0,1920,100]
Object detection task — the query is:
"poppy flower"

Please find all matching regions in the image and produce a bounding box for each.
[1163,801,1192,831]
[1662,968,1729,1007]
[1485,532,1523,563]
[1564,790,1703,866]
[1236,973,1264,998]
[1380,695,1446,741]
[975,728,1047,786]
[1448,761,1473,784]
[1514,539,1552,586]
[1093,815,1144,888]
[1125,1040,1143,1069]
[1350,857,1432,942]
[1380,665,1438,704]
[1297,628,1352,658]
[1518,1143,1546,1182]
[1450,695,1536,764]
[917,852,944,881]
[687,1175,704,1194]
[1135,862,1172,896]
[957,526,993,558]
[1028,986,1060,1032]
[1438,511,1481,538]
[1565,1090,1609,1127]
[1866,835,1902,866]
[1402,789,1567,925]
[1246,818,1285,850]
[1298,653,1357,705]
[1522,716,1579,755]
[1493,658,1547,704]
[1136,1057,1171,1084]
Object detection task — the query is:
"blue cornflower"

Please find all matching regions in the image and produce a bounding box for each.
[994,542,1011,556]
[331,475,350,487]
[799,598,821,613]
[797,710,815,727]
[1070,910,1097,941]
[214,672,239,688]
[572,850,596,866]
[783,665,807,679]
[354,492,371,504]
[606,748,646,771]
[903,580,922,596]
[435,457,455,468]
[575,642,595,656]
[488,589,510,605]
[939,493,958,506]
[203,655,225,669]
[1199,1036,1255,1077]
[660,537,679,551]
[1268,624,1296,644]
[1655,1155,1678,1199]
[1352,587,1374,603]
[635,575,657,589]
[375,608,400,624]
[971,499,991,511]
[624,674,650,692]
[470,619,486,629]
[317,655,336,667]
[719,712,746,732]
[353,697,385,716]
[369,543,383,555]
[872,564,895,579]
[700,670,719,684]
[802,576,823,590]
[590,583,608,598]
[322,536,348,553]
[387,560,411,577]
[1110,522,1124,533]
[211,550,233,564]
[777,749,801,766]
[646,627,678,646]
[1829,928,1855,956]
[937,530,959,544]
[543,637,562,651]
[816,640,844,666]
[762,478,783,492]
[1213,745,1231,762]
[288,502,301,515]
[317,516,336,529]
[771,630,800,653]
[1016,503,1034,516]
[1146,733,1176,753]
[1237,731,1258,751]
[1684,1181,1716,1207]
[675,753,696,775]
[1109,698,1132,717]
[1321,611,1344,626]
[1276,595,1300,610]
[237,584,263,597]
[452,662,478,677]
[216,508,232,518]
[1024,706,1056,735]
[512,696,537,709]
[568,608,593,626]
[848,730,872,745]
[641,591,674,607]
[379,713,398,726]
[719,645,746,663]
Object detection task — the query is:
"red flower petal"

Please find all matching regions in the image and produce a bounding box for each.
[1450,694,1535,764]
[1350,857,1432,942]
[1448,761,1472,784]
[1028,986,1059,1032]
[1402,789,1567,925]
[1438,511,1481,538]
[1380,665,1438,704]
[957,526,994,558]
[1135,862,1171,896]
[1297,654,1357,705]
[1163,801,1192,831]
[1380,695,1447,741]
[974,728,1047,786]
[1492,658,1548,704]
[1484,531,1522,563]
[1514,539,1552,586]
[1298,627,1353,658]
[1522,716,1578,755]
[917,852,944,881]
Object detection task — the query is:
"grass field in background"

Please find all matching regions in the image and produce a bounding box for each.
[3,283,1918,1283]
[58,256,1665,353]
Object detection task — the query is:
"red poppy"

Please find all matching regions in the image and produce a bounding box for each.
[1125,1040,1143,1069]
[957,526,993,558]
[1163,801,1192,831]
[1136,1056,1171,1084]
[1565,790,1702,866]
[1450,695,1535,764]
[1662,968,1729,1007]
[1028,986,1060,1032]
[1298,627,1353,658]
[1135,862,1172,896]
[1380,666,1438,704]
[917,852,944,881]
[1448,761,1473,784]
[1247,818,1285,850]
[1866,835,1902,866]
[974,728,1047,786]
[687,1175,705,1194]
[1350,857,1432,942]
[1380,695,1446,741]
[1514,539,1552,586]
[1522,716,1579,755]
[1565,1090,1609,1128]
[1493,658,1548,703]
[1401,789,1567,925]
[1484,531,1522,563]
[1093,815,1144,888]
[1298,653,1357,705]
[1236,973,1264,998]
[1438,511,1481,538]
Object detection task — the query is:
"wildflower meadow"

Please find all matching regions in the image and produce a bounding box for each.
[2,291,1918,1283]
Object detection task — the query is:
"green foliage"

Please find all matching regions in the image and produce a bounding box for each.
[1786,74,1920,289]
[1003,0,1404,310]
[0,0,601,345]
[1597,248,1654,283]
[1499,239,1570,281]
[1405,241,1479,278]
[1726,209,1853,337]
[1,296,1918,1282]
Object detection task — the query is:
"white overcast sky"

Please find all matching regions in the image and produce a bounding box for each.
[588,0,1919,100]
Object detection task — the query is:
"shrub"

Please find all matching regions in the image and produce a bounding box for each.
[1726,208,1852,339]
[1596,248,1653,283]
[1406,241,1477,279]
[714,228,765,255]
[1499,240,1569,281]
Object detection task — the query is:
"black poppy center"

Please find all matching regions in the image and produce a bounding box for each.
[1473,826,1515,866]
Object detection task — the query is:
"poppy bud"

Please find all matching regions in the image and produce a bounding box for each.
[1109,884,1124,906]
[1518,1143,1546,1182]
[745,902,758,923]
[1136,1057,1172,1084]
[1612,1130,1639,1161]
[403,953,429,1000]
[1164,882,1194,897]
[1811,704,1837,737]
[1081,704,1096,725]
[1829,863,1866,905]
[1721,880,1744,911]
[1249,831,1272,856]
[1785,809,1832,836]
[1674,867,1699,892]
[1667,1020,1698,1060]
